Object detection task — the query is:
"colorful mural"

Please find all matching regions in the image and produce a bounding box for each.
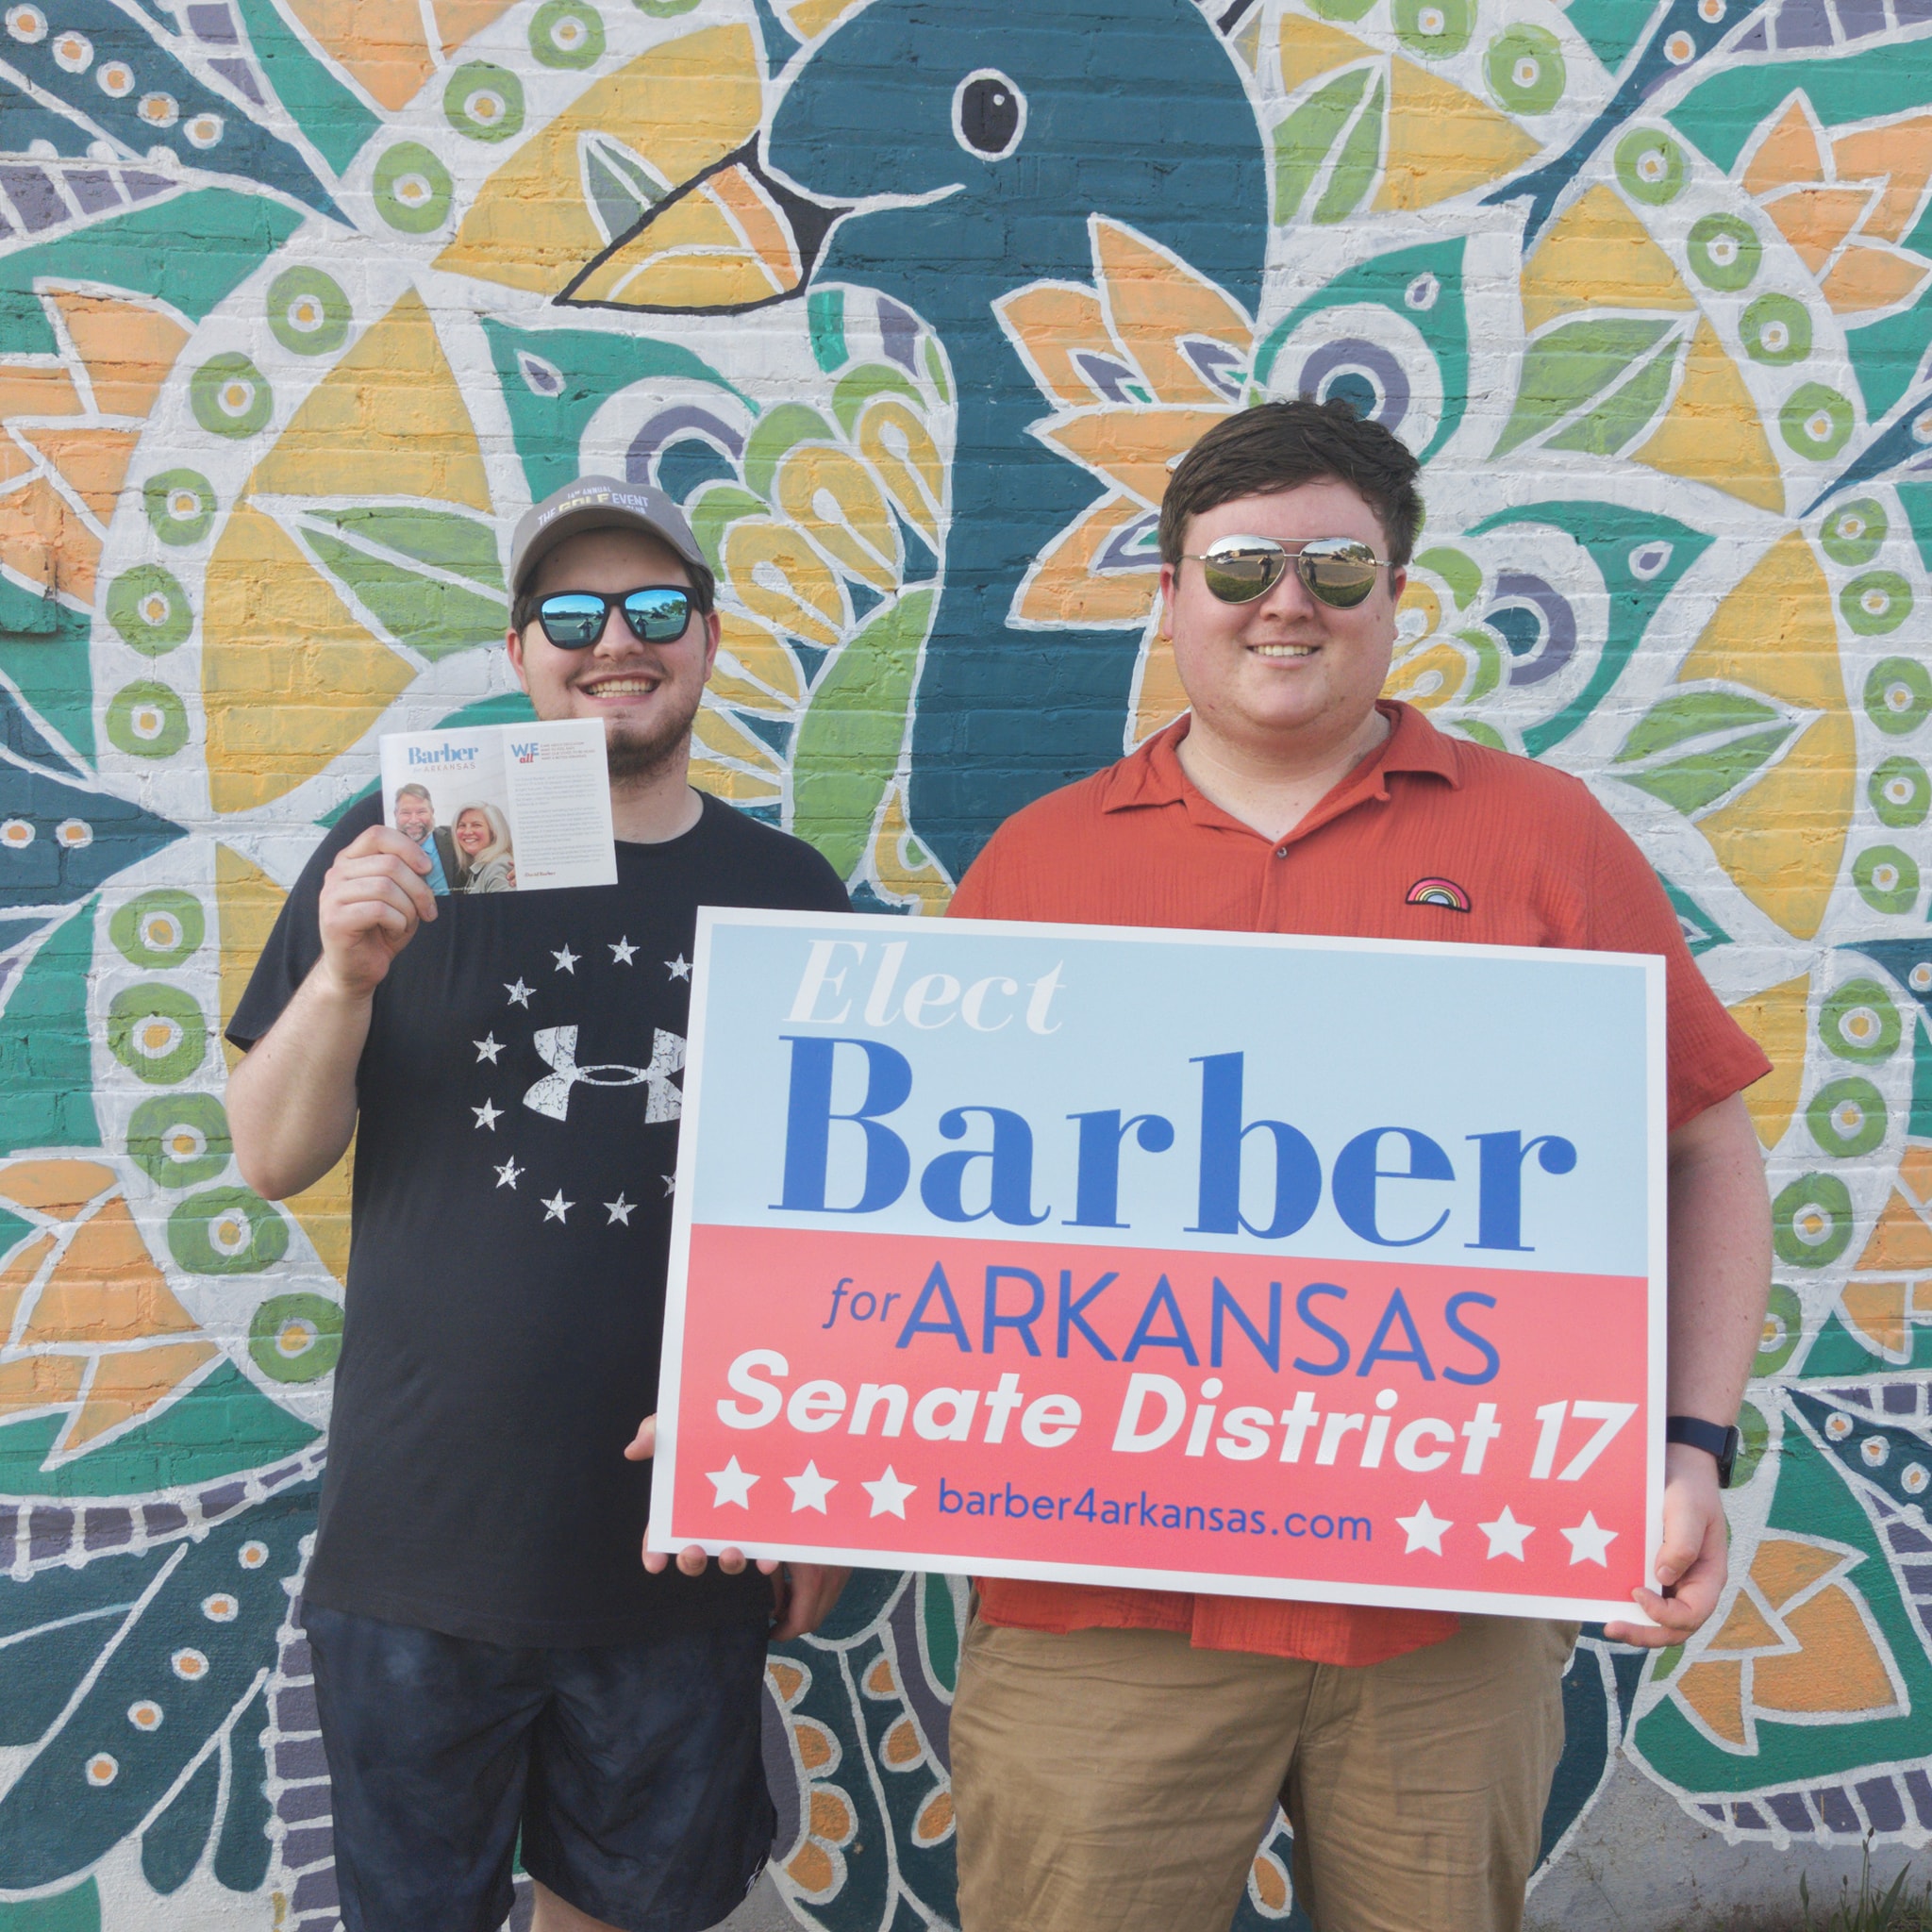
[0,0,1925,1923]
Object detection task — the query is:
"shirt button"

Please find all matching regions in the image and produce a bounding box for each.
[1274,847,1289,858]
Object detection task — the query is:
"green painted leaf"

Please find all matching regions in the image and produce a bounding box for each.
[1315,71,1385,225]
[1274,68,1370,224]
[0,904,98,1157]
[301,530,508,663]
[1617,725,1794,815]
[307,506,504,591]
[1616,689,1782,761]
[791,588,936,878]
[1416,546,1484,609]
[1543,334,1682,456]
[1491,318,1675,458]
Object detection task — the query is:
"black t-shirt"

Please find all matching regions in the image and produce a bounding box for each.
[229,792,851,1646]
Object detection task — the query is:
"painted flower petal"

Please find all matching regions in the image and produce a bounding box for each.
[1039,406,1229,510]
[1015,491,1160,627]
[856,396,944,541]
[713,610,804,710]
[775,441,899,591]
[723,517,847,646]
[1091,217,1252,407]
[994,281,1120,407]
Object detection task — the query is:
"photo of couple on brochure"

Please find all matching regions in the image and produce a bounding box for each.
[390,782,516,896]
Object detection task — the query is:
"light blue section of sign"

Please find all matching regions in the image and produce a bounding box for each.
[685,911,1657,1278]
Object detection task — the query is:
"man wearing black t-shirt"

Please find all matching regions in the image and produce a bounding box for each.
[227,478,851,1932]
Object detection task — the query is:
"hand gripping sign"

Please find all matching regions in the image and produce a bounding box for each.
[650,911,1665,1621]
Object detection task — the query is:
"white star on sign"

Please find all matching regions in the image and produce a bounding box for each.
[505,979,533,1008]
[666,954,691,981]
[475,1034,503,1063]
[1478,1507,1535,1560]
[708,1457,758,1507]
[609,938,638,965]
[1561,1512,1618,1566]
[541,1191,573,1224]
[861,1466,916,1518]
[493,1158,522,1190]
[605,1194,634,1225]
[1396,1500,1452,1555]
[785,1462,837,1512]
[472,1100,502,1131]
[552,946,578,974]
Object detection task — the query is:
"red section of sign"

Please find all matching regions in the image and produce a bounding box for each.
[665,1224,1650,1611]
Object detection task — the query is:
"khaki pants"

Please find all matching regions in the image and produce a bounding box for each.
[950,1615,1576,1932]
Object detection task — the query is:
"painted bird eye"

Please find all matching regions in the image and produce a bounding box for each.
[954,68,1024,159]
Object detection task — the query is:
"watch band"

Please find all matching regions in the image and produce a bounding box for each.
[1666,1414,1741,1488]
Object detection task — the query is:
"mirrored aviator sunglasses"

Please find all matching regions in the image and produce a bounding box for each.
[534,586,693,648]
[1191,536,1390,610]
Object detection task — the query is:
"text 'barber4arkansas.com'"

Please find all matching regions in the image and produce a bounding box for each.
[650,910,1668,1622]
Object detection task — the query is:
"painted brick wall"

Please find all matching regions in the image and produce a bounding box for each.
[0,0,1924,1926]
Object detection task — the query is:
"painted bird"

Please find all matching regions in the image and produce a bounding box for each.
[751,0,1270,882]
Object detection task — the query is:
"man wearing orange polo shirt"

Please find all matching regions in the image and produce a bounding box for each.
[942,399,1774,1932]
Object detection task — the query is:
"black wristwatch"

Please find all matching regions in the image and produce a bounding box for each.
[1666,1414,1741,1488]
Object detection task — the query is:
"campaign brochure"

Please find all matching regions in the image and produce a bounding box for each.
[650,909,1667,1624]
[378,720,617,895]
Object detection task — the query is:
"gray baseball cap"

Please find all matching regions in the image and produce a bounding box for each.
[508,475,706,599]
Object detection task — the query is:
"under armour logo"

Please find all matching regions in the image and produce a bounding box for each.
[523,1025,686,1123]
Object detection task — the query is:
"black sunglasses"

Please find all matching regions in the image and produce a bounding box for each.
[526,586,695,649]
[1184,536,1393,610]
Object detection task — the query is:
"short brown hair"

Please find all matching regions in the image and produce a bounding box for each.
[1158,398,1424,569]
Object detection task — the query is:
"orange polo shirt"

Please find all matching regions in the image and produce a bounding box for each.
[946,701,1770,1667]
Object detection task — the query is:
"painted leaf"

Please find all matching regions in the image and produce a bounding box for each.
[1616,690,1784,762]
[1492,318,1677,457]
[1618,725,1798,816]
[791,589,936,878]
[1274,68,1372,224]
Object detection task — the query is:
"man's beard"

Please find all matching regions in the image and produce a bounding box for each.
[603,684,706,786]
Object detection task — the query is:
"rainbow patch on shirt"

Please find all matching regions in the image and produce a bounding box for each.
[1406,877,1472,912]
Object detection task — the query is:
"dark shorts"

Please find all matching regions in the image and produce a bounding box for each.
[303,1604,775,1932]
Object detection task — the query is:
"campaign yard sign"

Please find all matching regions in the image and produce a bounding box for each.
[650,910,1666,1622]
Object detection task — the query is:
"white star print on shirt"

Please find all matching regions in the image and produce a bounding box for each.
[665,955,691,980]
[475,1035,503,1063]
[541,1191,573,1224]
[472,1100,502,1131]
[605,1194,634,1225]
[660,1174,675,1195]
[493,1158,522,1190]
[553,946,578,974]
[505,979,533,1008]
[609,938,638,964]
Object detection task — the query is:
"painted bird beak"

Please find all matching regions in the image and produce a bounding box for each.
[558,138,847,315]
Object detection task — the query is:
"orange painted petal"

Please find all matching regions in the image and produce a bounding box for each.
[1016,491,1160,627]
[1763,185,1875,274]
[1820,242,1931,315]
[0,472,97,601]
[994,282,1118,407]
[1040,406,1229,510]
[1833,116,1932,244]
[1091,218,1251,407]
[1743,97,1825,199]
